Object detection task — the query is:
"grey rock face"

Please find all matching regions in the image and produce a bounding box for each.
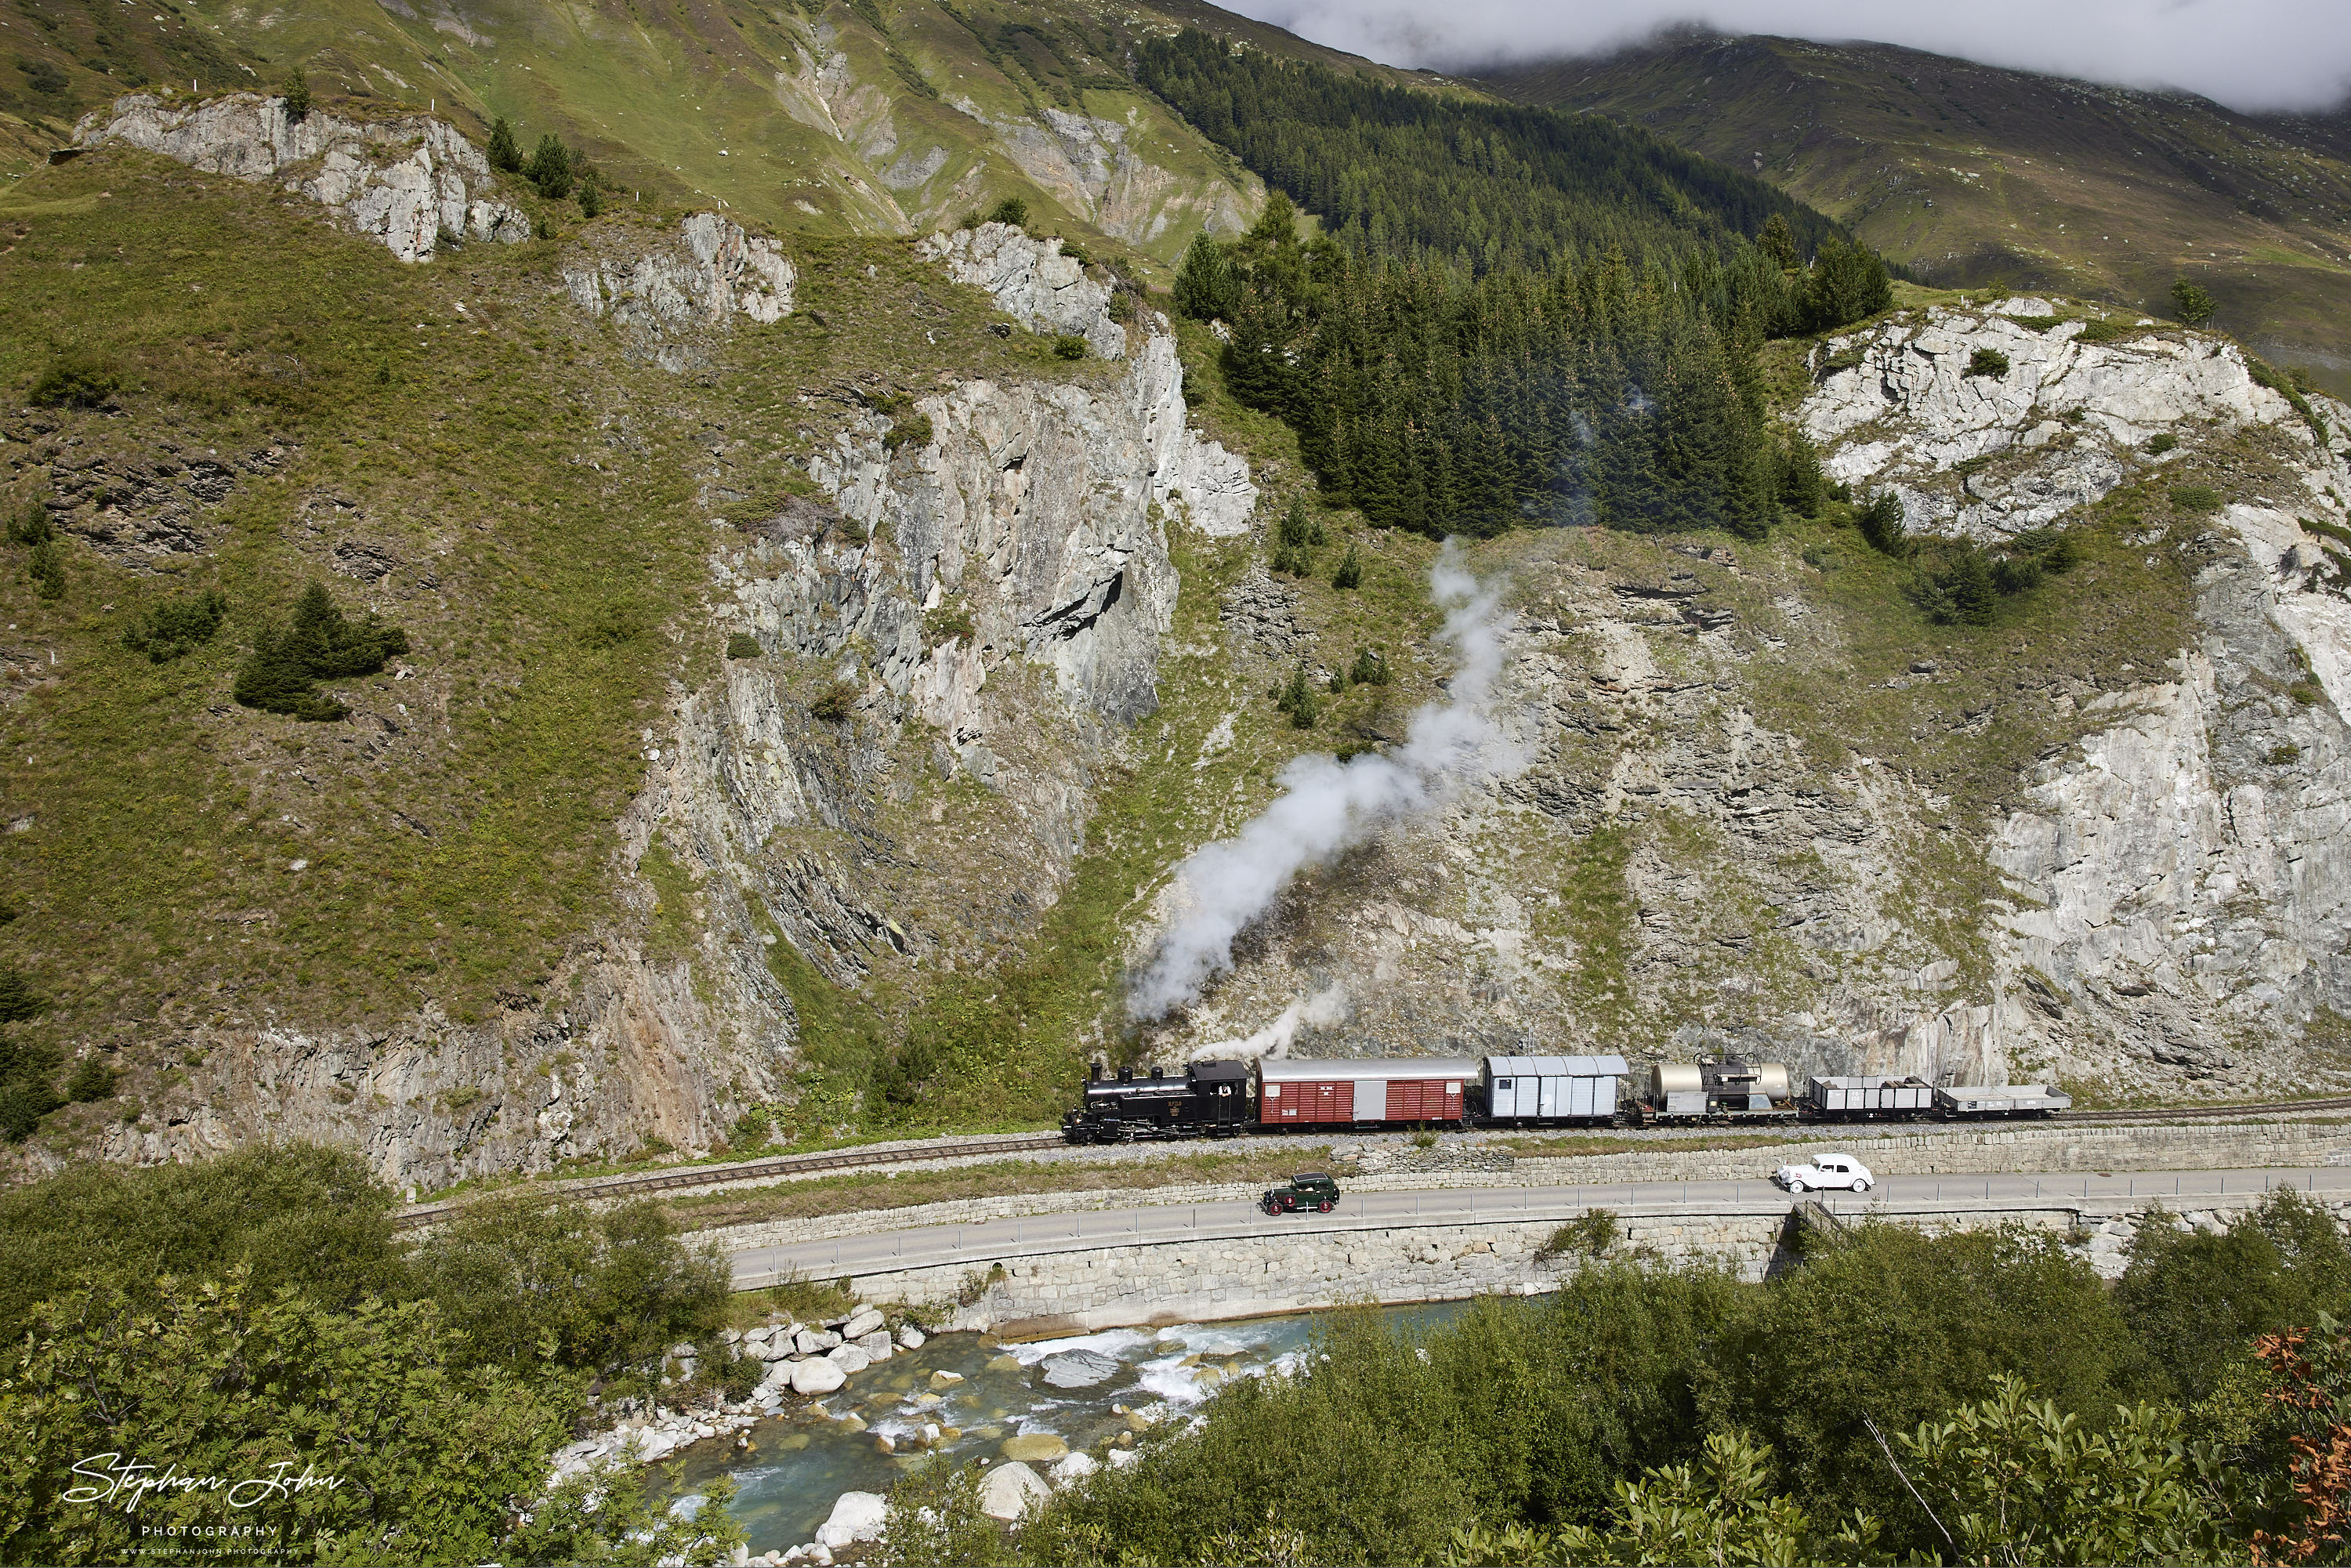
[918,223,1126,359]
[563,213,795,371]
[75,93,526,263]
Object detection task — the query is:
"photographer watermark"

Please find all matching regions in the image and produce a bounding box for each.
[66,1452,346,1512]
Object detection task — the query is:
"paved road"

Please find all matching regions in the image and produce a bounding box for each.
[730,1164,2348,1289]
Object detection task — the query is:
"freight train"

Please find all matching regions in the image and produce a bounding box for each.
[1059,1053,2070,1143]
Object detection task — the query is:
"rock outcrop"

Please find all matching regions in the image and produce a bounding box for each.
[918,222,1127,358]
[73,92,527,262]
[563,212,797,372]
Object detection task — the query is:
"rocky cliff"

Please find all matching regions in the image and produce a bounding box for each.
[1125,300,2351,1103]
[74,92,528,262]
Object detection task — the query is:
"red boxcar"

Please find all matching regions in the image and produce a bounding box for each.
[1256,1058,1476,1126]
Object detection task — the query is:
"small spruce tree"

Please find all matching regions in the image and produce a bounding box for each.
[1331,543,1363,589]
[984,196,1028,229]
[2170,279,2216,328]
[281,68,311,121]
[1855,491,1907,556]
[524,134,574,200]
[1757,212,1799,271]
[1349,646,1391,686]
[1276,661,1318,729]
[486,117,522,173]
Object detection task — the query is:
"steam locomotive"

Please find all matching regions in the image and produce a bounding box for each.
[1059,1053,2069,1143]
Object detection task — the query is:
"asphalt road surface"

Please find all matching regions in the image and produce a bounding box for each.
[730,1164,2346,1289]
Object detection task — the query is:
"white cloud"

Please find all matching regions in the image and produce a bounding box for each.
[1222,0,2351,114]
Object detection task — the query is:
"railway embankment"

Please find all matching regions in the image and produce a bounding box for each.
[694,1116,2347,1265]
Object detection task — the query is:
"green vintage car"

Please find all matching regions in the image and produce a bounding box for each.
[1259,1171,1342,1215]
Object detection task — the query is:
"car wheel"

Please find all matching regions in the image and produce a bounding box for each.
[1318,1199,1334,1213]
[1853,1178,1871,1193]
[1787,1177,1806,1193]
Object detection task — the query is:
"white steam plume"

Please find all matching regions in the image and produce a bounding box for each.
[1129,545,1521,1020]
[1187,984,1351,1062]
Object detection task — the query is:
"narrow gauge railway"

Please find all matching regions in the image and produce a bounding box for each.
[1059,1053,2077,1143]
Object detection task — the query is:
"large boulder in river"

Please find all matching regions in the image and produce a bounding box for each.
[842,1307,886,1340]
[977,1461,1049,1522]
[815,1491,887,1548]
[789,1357,847,1396]
[1040,1349,1121,1389]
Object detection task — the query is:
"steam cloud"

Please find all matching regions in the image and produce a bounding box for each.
[1188,984,1351,1062]
[1129,545,1521,1020]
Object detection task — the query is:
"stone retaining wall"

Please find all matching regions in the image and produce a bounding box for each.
[848,1186,2351,1338]
[694,1119,2346,1261]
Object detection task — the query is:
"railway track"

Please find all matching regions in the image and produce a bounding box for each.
[389,1093,2351,1229]
[389,1133,1065,1229]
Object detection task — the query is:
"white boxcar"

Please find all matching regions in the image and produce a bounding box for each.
[1805,1075,1933,1115]
[1483,1055,1629,1123]
[1933,1084,2072,1117]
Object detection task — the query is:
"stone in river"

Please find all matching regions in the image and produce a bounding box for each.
[1039,1349,1121,1389]
[1000,1432,1069,1464]
[977,1461,1050,1522]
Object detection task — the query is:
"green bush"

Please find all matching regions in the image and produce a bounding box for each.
[2077,319,2125,342]
[810,682,857,722]
[1535,1208,1619,1262]
[523,132,574,199]
[27,352,122,410]
[2170,485,2223,516]
[725,632,762,661]
[923,601,976,644]
[6,497,53,545]
[0,1031,63,1143]
[2148,432,2179,454]
[1349,646,1391,686]
[0,968,49,1023]
[578,179,603,219]
[233,584,409,721]
[882,410,933,451]
[411,1190,730,1385]
[2171,278,2216,327]
[281,67,310,121]
[1050,334,1087,360]
[1276,661,1318,728]
[1331,543,1363,589]
[2118,1190,2351,1407]
[1965,346,2011,378]
[486,116,521,173]
[121,588,227,663]
[984,196,1028,229]
[24,538,63,600]
[63,1056,115,1103]
[1798,234,1894,333]
[1855,490,1907,555]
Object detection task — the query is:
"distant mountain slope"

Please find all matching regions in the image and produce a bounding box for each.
[1478,34,2351,393]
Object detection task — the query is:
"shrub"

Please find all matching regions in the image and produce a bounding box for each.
[578,597,646,650]
[810,682,857,722]
[1536,1208,1620,1262]
[1965,347,2010,378]
[729,1105,773,1150]
[64,1056,116,1102]
[24,538,63,600]
[523,133,574,199]
[984,195,1028,229]
[2076,319,2124,343]
[724,632,762,661]
[882,410,933,451]
[18,58,67,97]
[1050,334,1087,360]
[1856,489,1907,555]
[923,602,976,644]
[1798,234,1893,333]
[2148,432,2179,454]
[1331,543,1363,589]
[121,588,228,663]
[1349,646,1391,686]
[486,116,521,173]
[1275,661,1318,728]
[578,179,602,219]
[2271,744,2306,766]
[0,969,47,1024]
[27,351,122,410]
[1911,541,1998,625]
[2171,278,2216,327]
[1279,495,1327,549]
[0,1031,63,1143]
[232,583,410,722]
[281,67,310,121]
[2170,484,2223,516]
[6,497,53,546]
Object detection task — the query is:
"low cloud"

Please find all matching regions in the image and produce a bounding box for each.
[1223,0,2351,114]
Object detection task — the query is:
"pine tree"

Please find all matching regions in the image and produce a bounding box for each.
[1856,491,1907,556]
[486,117,522,173]
[1275,661,1318,728]
[1947,546,1997,625]
[1757,213,1799,271]
[281,69,311,121]
[1331,543,1363,589]
[524,134,574,200]
[2169,279,2216,328]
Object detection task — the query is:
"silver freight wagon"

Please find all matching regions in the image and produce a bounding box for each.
[1481,1055,1628,1123]
[1933,1083,2072,1117]
[1804,1075,1934,1116]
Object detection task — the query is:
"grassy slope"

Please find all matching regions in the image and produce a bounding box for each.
[1477,35,2351,396]
[0,0,1433,270]
[0,145,1110,1153]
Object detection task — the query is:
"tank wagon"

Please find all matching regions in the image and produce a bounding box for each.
[1059,1054,2070,1143]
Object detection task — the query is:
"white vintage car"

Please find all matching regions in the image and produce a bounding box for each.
[1773,1152,1875,1193]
